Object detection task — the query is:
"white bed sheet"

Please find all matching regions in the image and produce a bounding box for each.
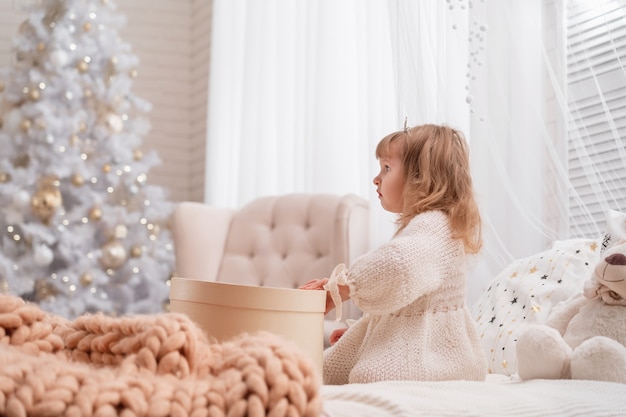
[321,375,626,417]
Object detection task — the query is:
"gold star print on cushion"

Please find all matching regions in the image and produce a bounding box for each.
[471,238,600,376]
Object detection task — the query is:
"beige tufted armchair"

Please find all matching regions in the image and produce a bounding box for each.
[171,193,369,345]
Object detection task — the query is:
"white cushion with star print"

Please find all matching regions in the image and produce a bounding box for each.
[471,237,601,376]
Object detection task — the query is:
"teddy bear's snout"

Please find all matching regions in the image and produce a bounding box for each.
[605,253,626,266]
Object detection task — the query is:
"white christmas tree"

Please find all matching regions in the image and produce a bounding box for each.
[0,0,175,318]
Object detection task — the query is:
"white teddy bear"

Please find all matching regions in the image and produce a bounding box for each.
[516,239,626,383]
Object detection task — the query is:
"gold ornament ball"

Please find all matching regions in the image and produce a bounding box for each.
[29,89,40,100]
[69,134,80,146]
[71,173,84,186]
[37,42,46,52]
[88,206,102,221]
[77,61,89,73]
[0,81,5,92]
[0,173,10,183]
[130,69,138,78]
[31,185,63,225]
[99,240,127,270]
[133,149,143,161]
[79,121,87,132]
[102,164,112,173]
[130,245,143,258]
[20,119,31,132]
[80,273,93,286]
[83,22,92,32]
[84,88,93,98]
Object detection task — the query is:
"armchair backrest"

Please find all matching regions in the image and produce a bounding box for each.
[173,193,369,289]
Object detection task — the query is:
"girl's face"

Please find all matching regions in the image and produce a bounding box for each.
[373,142,405,213]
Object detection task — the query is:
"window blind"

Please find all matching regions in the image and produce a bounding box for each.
[567,0,626,237]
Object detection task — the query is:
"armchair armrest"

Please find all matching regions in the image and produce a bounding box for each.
[172,202,235,281]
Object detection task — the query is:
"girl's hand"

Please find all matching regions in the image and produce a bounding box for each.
[299,278,337,314]
[329,327,348,346]
[299,278,329,291]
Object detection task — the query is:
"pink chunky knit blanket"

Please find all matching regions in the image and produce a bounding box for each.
[0,294,322,417]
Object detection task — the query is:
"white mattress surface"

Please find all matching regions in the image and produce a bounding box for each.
[321,375,626,417]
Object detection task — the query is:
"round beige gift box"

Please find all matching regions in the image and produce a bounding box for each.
[169,277,326,376]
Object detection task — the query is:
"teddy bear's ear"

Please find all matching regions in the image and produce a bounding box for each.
[592,240,626,304]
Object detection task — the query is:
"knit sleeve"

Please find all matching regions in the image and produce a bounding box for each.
[346,212,460,315]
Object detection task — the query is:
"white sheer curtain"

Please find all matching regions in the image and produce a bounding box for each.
[205,0,626,299]
[466,0,560,296]
[205,1,395,215]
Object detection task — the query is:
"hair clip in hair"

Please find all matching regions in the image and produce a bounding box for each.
[403,117,408,132]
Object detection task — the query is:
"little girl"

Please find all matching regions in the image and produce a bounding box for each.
[302,123,487,385]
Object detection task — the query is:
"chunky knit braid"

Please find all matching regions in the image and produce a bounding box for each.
[0,294,321,417]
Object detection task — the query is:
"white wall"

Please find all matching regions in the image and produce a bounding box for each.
[0,6,26,63]
[0,0,210,203]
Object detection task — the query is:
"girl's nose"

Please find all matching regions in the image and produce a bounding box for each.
[373,176,379,186]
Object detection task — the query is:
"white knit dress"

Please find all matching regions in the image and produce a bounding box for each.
[323,210,487,385]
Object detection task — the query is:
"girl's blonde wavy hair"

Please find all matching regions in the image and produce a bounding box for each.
[376,124,482,254]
